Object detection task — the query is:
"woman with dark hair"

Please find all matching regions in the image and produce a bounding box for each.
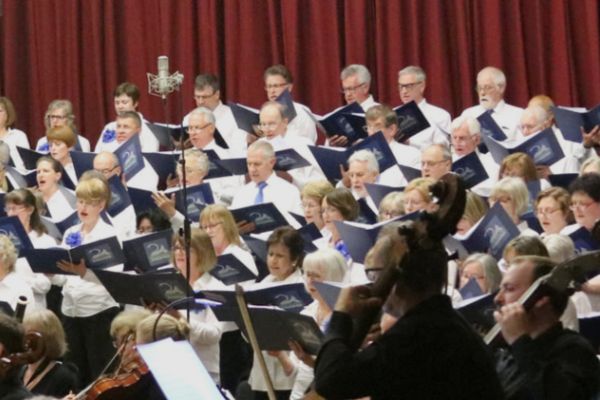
[35,156,75,222]
[7,189,56,309]
[136,209,171,234]
[0,96,30,171]
[46,125,78,185]
[568,173,600,232]
[248,226,306,400]
[321,188,359,262]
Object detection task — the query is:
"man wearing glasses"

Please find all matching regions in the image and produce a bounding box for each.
[461,66,523,141]
[183,74,248,155]
[397,65,451,150]
[421,144,452,180]
[263,64,318,144]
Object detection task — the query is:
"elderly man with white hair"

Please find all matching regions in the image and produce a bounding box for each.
[517,105,580,176]
[397,65,451,150]
[461,66,523,140]
[450,116,499,196]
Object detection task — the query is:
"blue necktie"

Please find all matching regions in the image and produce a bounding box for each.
[254,181,267,204]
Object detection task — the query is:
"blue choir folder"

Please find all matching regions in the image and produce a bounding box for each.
[578,312,600,351]
[209,253,258,286]
[16,146,44,170]
[213,157,248,176]
[548,173,578,189]
[297,223,321,253]
[143,152,178,190]
[553,104,600,142]
[456,202,520,260]
[201,282,312,314]
[70,150,96,179]
[173,183,215,222]
[228,102,260,134]
[477,110,508,141]
[242,235,269,279]
[128,187,155,215]
[482,128,565,166]
[356,198,378,225]
[40,212,81,241]
[455,293,496,331]
[568,227,600,254]
[0,216,33,256]
[318,102,366,144]
[146,122,182,148]
[452,152,489,189]
[230,203,289,234]
[106,175,132,217]
[94,269,193,306]
[276,88,297,122]
[313,281,344,310]
[289,211,307,226]
[458,277,484,300]
[115,135,144,181]
[204,150,234,179]
[4,166,37,189]
[235,307,323,355]
[308,132,396,182]
[274,148,310,171]
[393,101,431,141]
[520,211,543,234]
[24,236,124,274]
[0,194,5,218]
[398,164,422,182]
[364,183,403,209]
[123,229,173,272]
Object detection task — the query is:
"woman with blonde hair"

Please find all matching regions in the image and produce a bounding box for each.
[21,310,78,397]
[300,180,334,230]
[489,177,538,236]
[402,177,438,214]
[456,191,488,235]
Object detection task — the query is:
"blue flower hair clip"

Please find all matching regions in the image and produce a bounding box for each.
[65,231,83,248]
[102,129,116,143]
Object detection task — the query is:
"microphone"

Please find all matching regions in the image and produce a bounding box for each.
[147,55,184,99]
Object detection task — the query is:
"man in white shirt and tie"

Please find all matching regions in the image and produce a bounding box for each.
[397,65,451,150]
[461,66,523,141]
[230,140,303,215]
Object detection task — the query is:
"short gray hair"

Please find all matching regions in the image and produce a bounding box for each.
[340,64,371,85]
[0,235,17,272]
[303,248,347,283]
[542,234,575,264]
[182,149,209,176]
[249,140,275,160]
[450,116,480,136]
[491,177,530,216]
[478,66,506,88]
[188,106,216,125]
[521,105,548,126]
[399,66,426,82]
[463,252,502,293]
[424,143,452,161]
[348,149,379,174]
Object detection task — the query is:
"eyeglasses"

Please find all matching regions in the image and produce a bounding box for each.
[570,201,595,212]
[201,222,222,231]
[95,165,118,176]
[421,160,447,168]
[47,114,67,121]
[186,123,212,133]
[340,82,366,94]
[475,84,497,93]
[535,208,561,217]
[398,81,422,91]
[4,206,24,214]
[173,244,185,252]
[264,83,289,90]
[362,124,385,133]
[302,202,320,210]
[489,196,512,204]
[194,92,216,101]
[258,121,281,130]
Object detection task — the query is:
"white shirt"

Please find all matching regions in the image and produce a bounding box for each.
[63,163,78,186]
[512,127,580,174]
[59,218,121,317]
[108,204,137,242]
[461,99,524,141]
[249,269,303,391]
[0,271,34,316]
[287,102,318,144]
[95,113,159,153]
[231,172,303,216]
[190,273,225,382]
[46,188,76,222]
[360,95,379,112]
[201,140,245,205]
[1,128,30,170]
[408,99,452,150]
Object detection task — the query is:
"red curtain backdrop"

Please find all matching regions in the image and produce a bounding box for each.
[2,0,600,146]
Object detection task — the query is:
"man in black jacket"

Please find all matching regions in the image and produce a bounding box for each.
[494,255,600,400]
[313,233,504,400]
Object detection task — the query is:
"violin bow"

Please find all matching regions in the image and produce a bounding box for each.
[235,284,277,400]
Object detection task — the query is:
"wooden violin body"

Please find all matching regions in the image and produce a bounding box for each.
[0,331,44,380]
[81,362,150,400]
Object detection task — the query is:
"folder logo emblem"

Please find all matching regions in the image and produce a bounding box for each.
[249,212,276,227]
[529,143,552,164]
[122,150,138,174]
[158,282,186,302]
[145,241,171,266]
[334,115,354,136]
[397,114,418,132]
[208,160,218,171]
[292,321,321,348]
[484,219,509,253]
[370,148,385,162]
[88,246,113,265]
[276,155,296,169]
[454,166,476,182]
[214,264,239,279]
[109,190,121,208]
[0,227,21,249]
[274,294,304,311]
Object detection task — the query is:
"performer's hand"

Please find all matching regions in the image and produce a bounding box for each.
[289,339,315,367]
[334,285,382,317]
[275,170,294,183]
[581,125,600,149]
[152,191,176,218]
[535,165,551,180]
[237,220,256,235]
[329,134,349,147]
[57,259,87,278]
[493,303,533,345]
[165,173,179,189]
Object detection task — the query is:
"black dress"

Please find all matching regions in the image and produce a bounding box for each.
[495,323,600,400]
[21,359,79,398]
[314,294,504,400]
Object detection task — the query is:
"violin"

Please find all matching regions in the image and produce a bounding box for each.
[0,331,45,380]
[75,334,151,400]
